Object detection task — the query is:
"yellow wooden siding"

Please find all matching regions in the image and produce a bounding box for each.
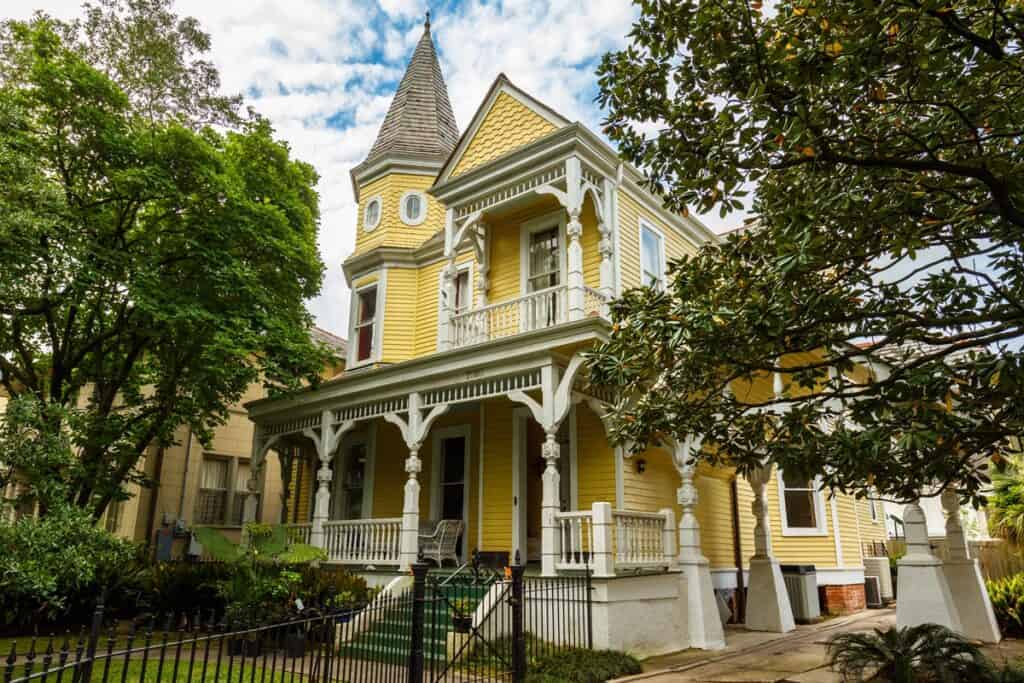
[412,252,476,358]
[451,93,558,178]
[480,398,515,552]
[293,456,313,523]
[487,214,524,304]
[354,174,442,255]
[617,191,698,289]
[575,405,616,509]
[372,420,432,516]
[381,267,418,363]
[695,471,739,568]
[353,272,380,289]
[580,198,601,290]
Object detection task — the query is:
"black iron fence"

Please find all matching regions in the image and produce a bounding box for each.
[3,561,593,683]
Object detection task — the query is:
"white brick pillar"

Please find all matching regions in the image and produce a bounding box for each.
[591,502,615,578]
[677,462,726,649]
[399,448,423,572]
[939,491,1000,641]
[897,499,962,632]
[566,211,584,320]
[309,461,332,549]
[541,433,563,577]
[745,465,795,633]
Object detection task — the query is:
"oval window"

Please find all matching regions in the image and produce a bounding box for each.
[363,197,382,231]
[400,191,427,226]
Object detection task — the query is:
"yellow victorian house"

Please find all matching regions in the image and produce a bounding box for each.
[245,19,888,654]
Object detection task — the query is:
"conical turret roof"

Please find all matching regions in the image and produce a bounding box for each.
[361,16,459,167]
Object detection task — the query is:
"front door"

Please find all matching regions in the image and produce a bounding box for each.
[437,433,467,558]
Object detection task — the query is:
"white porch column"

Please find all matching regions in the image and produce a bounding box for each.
[745,465,795,633]
[438,258,456,350]
[897,499,962,632]
[242,464,262,524]
[385,392,450,571]
[310,461,332,548]
[567,211,584,320]
[939,491,1000,641]
[476,262,489,308]
[541,432,563,576]
[674,438,726,649]
[598,228,613,314]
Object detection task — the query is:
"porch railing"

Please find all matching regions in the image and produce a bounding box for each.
[323,518,402,565]
[283,522,312,545]
[556,502,675,575]
[450,284,607,348]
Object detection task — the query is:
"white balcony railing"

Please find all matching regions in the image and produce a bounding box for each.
[323,518,403,566]
[450,284,607,349]
[283,522,312,546]
[555,503,675,575]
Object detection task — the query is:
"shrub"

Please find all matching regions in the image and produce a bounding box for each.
[296,565,370,609]
[140,561,233,621]
[0,506,139,630]
[988,573,1024,638]
[525,648,642,683]
[827,623,989,683]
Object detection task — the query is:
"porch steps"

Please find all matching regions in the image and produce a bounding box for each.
[337,581,494,664]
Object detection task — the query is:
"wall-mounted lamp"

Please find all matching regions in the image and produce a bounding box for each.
[636,459,647,474]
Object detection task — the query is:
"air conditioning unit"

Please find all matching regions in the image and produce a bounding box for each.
[865,576,883,608]
[782,564,821,624]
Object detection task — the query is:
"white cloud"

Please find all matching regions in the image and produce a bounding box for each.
[4,0,743,338]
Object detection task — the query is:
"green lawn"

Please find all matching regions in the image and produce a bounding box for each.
[7,656,319,681]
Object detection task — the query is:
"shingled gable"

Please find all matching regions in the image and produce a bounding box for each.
[352,15,459,181]
[433,74,571,185]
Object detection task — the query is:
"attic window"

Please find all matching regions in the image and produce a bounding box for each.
[364,196,382,231]
[400,191,427,226]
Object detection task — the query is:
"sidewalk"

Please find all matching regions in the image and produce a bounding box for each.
[614,609,1024,683]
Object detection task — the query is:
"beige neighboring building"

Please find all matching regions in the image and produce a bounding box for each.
[102,328,346,549]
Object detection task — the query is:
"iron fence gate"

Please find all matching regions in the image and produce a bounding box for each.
[3,561,592,683]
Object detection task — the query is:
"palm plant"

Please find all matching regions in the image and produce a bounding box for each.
[826,623,989,682]
[989,455,1024,545]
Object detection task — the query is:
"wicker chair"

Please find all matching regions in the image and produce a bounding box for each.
[418,519,464,567]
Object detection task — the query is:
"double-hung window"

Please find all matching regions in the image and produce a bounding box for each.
[197,456,258,526]
[354,286,378,363]
[527,226,561,327]
[779,471,827,535]
[640,221,665,289]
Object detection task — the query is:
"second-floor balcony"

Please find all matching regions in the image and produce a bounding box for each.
[449,284,607,348]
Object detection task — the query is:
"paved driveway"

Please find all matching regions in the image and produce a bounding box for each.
[615,609,1024,683]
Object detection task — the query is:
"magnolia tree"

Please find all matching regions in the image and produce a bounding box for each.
[0,1,331,519]
[587,0,1023,505]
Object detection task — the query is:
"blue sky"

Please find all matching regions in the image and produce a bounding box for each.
[6,0,735,335]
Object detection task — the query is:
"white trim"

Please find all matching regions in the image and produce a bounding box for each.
[399,190,428,226]
[478,404,485,550]
[364,423,376,518]
[332,430,373,520]
[429,425,471,560]
[776,471,829,537]
[830,494,844,566]
[519,209,568,297]
[638,217,667,289]
[362,195,383,232]
[436,260,474,348]
[347,272,387,368]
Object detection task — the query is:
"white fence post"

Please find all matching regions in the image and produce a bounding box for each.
[591,502,615,578]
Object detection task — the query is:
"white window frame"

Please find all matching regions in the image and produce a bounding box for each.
[430,424,471,562]
[347,273,386,368]
[399,190,428,226]
[436,261,474,347]
[519,210,567,297]
[332,429,375,520]
[195,454,261,527]
[638,218,666,289]
[776,470,828,536]
[363,195,383,232]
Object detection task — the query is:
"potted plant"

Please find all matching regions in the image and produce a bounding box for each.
[450,598,475,634]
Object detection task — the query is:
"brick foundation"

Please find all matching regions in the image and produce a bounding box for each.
[818,583,866,615]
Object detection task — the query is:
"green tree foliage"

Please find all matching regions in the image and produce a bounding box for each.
[0,1,332,519]
[989,455,1024,544]
[590,0,1023,502]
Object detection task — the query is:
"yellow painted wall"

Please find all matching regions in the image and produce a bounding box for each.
[580,197,601,290]
[411,251,477,358]
[480,398,515,552]
[617,190,698,289]
[354,174,443,255]
[451,92,558,178]
[381,267,417,364]
[575,404,616,509]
